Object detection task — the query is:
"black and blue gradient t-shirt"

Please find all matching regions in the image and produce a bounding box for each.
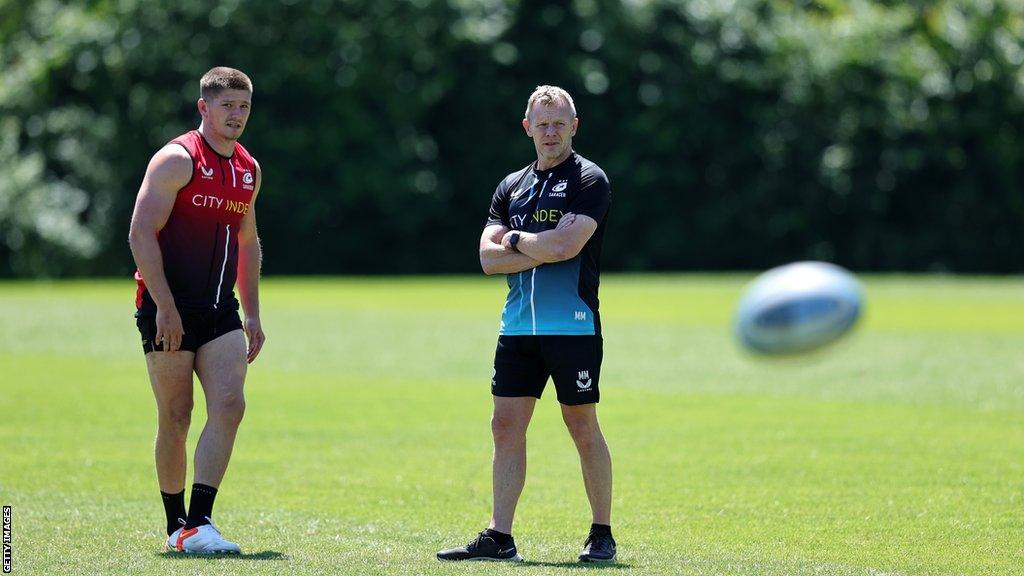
[486,152,611,336]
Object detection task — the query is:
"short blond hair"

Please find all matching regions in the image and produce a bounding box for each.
[525,85,577,120]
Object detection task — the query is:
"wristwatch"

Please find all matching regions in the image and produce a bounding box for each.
[509,232,521,253]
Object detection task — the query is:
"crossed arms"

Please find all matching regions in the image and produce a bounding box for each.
[479,212,598,275]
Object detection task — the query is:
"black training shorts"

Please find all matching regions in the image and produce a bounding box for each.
[491,335,603,406]
[135,308,242,354]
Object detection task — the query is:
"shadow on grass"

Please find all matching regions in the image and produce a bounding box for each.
[519,561,631,569]
[158,550,287,561]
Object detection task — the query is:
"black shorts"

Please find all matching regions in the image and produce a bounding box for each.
[135,308,242,354]
[492,335,603,406]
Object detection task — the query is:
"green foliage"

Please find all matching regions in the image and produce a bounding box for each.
[1,0,1023,276]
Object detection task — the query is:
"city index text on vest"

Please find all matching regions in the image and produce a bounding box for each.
[192,194,250,215]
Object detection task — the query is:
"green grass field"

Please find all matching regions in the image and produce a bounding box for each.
[1,275,1022,575]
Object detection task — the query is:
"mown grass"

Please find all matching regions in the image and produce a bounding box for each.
[0,275,1021,575]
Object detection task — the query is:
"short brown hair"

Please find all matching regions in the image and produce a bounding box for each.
[200,67,253,100]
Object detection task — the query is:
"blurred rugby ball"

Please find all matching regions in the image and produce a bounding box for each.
[735,261,863,355]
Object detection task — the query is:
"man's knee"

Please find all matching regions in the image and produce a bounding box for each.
[159,401,193,437]
[563,410,602,446]
[491,410,528,444]
[209,392,246,426]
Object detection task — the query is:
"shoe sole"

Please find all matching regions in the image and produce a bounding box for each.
[579,554,616,563]
[165,548,240,555]
[438,554,524,562]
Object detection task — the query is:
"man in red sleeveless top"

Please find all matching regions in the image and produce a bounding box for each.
[128,67,264,554]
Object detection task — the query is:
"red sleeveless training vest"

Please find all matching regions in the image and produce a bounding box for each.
[135,130,258,314]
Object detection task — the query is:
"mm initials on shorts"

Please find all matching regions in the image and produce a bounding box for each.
[575,311,587,320]
[576,370,592,390]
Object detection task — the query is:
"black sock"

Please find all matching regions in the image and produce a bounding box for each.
[184,483,218,529]
[483,528,513,546]
[590,523,612,536]
[160,490,186,536]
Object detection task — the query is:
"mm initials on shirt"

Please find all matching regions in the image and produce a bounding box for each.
[575,311,587,320]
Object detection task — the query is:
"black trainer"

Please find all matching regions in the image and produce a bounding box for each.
[437,531,524,562]
[579,531,616,562]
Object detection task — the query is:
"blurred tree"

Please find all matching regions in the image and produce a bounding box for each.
[0,0,1022,276]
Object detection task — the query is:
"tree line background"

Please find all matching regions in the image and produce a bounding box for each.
[2,0,1022,277]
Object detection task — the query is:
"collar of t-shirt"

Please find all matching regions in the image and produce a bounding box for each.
[532,151,576,178]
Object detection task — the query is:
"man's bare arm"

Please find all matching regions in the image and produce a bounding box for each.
[127,145,192,352]
[480,224,542,275]
[237,160,265,363]
[501,212,597,264]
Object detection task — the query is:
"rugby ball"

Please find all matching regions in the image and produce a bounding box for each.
[734,261,863,355]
